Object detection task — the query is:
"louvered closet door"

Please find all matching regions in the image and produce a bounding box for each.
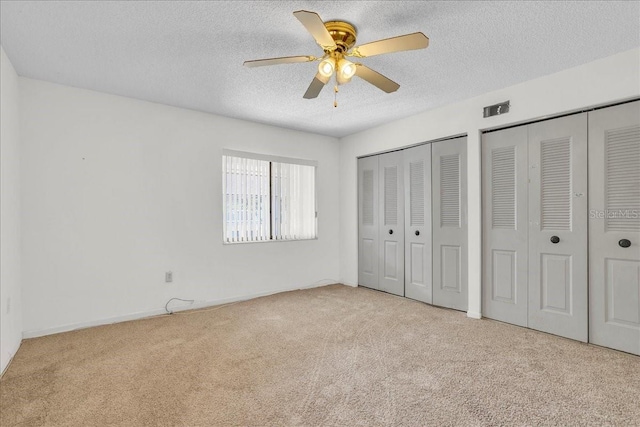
[358,155,380,290]
[404,144,432,304]
[482,127,529,327]
[528,113,588,342]
[433,137,468,310]
[379,150,405,296]
[588,101,640,355]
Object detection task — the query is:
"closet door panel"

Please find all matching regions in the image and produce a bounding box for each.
[379,151,405,296]
[589,101,640,355]
[404,144,432,303]
[433,137,468,311]
[358,156,379,290]
[482,127,529,327]
[527,113,588,342]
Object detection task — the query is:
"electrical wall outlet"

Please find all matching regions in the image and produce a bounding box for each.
[165,271,173,283]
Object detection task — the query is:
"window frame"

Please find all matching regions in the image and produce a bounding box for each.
[222,149,318,244]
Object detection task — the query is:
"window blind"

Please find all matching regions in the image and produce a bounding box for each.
[222,156,271,243]
[222,151,317,243]
[271,162,316,240]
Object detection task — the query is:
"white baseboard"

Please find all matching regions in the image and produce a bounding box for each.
[23,308,167,339]
[22,282,337,339]
[1,338,22,378]
[467,311,482,319]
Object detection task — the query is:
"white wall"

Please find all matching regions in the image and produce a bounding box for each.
[12,47,640,339]
[1,46,23,373]
[20,78,341,336]
[339,48,640,318]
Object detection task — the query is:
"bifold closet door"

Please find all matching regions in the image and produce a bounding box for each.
[379,151,405,296]
[588,101,640,355]
[358,155,379,290]
[528,113,588,342]
[404,144,433,304]
[482,127,529,327]
[433,137,468,311]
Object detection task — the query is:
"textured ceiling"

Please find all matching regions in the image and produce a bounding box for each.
[1,1,639,137]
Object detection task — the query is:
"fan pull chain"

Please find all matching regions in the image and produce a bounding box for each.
[334,85,339,108]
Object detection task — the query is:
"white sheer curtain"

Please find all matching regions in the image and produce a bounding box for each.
[222,156,270,243]
[271,162,317,240]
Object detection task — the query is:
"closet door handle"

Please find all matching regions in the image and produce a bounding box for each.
[619,239,631,248]
[415,230,420,236]
[388,229,393,235]
[550,236,560,244]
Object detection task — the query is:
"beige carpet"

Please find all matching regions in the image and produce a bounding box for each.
[1,284,639,426]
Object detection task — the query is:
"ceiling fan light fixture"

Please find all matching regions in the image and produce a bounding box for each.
[245,11,430,102]
[318,57,336,78]
[338,58,356,80]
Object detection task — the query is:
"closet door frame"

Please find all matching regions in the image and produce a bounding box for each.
[481,100,639,349]
[357,136,464,304]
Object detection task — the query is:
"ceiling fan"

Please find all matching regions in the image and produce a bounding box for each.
[243,10,429,103]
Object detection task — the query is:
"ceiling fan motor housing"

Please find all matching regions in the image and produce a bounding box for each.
[324,21,357,53]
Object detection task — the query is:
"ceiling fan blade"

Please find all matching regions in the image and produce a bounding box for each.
[303,72,330,99]
[349,32,429,58]
[243,55,317,68]
[293,10,337,51]
[355,65,400,93]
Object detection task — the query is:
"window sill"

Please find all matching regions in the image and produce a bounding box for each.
[223,237,318,245]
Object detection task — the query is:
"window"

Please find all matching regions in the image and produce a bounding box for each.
[222,150,317,243]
